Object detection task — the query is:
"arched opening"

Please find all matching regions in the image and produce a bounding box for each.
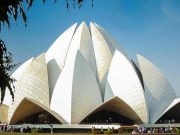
[156,102,180,124]
[10,98,66,124]
[16,111,60,124]
[80,97,142,125]
[81,110,134,125]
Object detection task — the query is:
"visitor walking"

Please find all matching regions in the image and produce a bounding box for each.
[50,125,53,133]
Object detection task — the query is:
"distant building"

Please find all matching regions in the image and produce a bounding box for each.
[1,22,179,125]
[0,104,8,123]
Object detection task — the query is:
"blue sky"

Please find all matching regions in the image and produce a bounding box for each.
[1,0,180,96]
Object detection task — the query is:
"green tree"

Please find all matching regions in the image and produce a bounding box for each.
[0,40,17,104]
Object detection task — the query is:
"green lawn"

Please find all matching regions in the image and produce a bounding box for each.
[0,133,106,135]
[0,133,179,135]
[0,133,102,135]
[0,133,94,135]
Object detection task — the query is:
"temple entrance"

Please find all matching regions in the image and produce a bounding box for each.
[156,102,180,124]
[10,98,65,124]
[16,111,61,124]
[81,110,134,125]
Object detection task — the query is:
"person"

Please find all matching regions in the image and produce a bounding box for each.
[142,126,146,133]
[4,125,7,132]
[50,125,53,133]
[101,127,103,134]
[91,126,94,134]
[132,129,137,134]
[20,126,23,133]
[27,126,31,133]
[40,127,43,133]
[10,126,14,132]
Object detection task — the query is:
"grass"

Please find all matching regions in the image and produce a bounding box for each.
[0,133,93,135]
[0,133,179,135]
[0,133,106,135]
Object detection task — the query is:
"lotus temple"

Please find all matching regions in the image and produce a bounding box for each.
[0,22,180,125]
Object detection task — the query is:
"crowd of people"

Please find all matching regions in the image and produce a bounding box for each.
[0,120,180,134]
[91,125,180,134]
[132,126,180,134]
[0,124,8,132]
[0,124,46,133]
